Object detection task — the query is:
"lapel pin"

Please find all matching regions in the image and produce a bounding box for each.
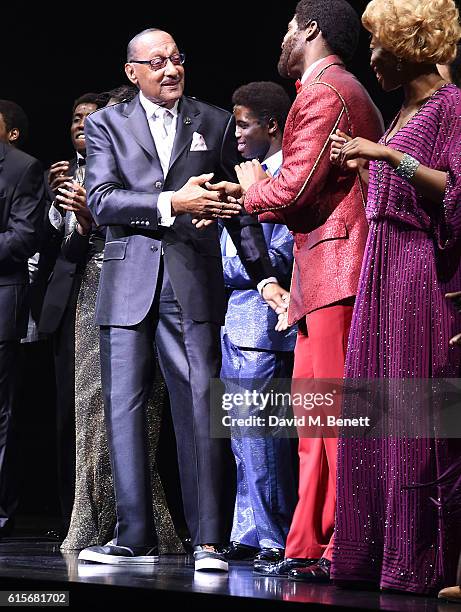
[184,117,192,125]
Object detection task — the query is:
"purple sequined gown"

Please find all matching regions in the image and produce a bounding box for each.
[332,84,461,594]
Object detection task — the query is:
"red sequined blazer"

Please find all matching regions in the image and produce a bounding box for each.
[244,56,384,324]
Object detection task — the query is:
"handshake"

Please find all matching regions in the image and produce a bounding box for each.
[171,160,270,227]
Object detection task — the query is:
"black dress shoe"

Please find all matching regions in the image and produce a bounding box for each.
[78,544,159,565]
[194,546,228,572]
[289,557,331,582]
[254,548,285,563]
[181,538,194,554]
[0,519,15,538]
[224,542,259,561]
[253,557,318,577]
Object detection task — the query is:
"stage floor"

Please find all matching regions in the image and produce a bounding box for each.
[0,539,455,610]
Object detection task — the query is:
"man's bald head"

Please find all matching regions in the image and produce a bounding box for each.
[127,28,173,61]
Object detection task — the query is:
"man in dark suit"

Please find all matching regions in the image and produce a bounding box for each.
[78,28,278,570]
[0,117,46,534]
[38,93,104,534]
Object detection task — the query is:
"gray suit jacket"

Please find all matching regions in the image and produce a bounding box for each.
[85,94,274,326]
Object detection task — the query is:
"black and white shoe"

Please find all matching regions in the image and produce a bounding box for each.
[78,544,159,565]
[194,546,228,572]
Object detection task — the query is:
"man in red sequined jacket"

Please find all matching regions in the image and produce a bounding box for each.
[209,0,383,582]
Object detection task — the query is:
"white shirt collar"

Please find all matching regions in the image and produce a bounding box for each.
[263,150,283,176]
[76,152,85,164]
[301,57,326,84]
[139,91,179,118]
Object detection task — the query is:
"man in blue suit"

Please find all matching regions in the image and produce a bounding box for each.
[220,82,297,566]
[78,29,278,571]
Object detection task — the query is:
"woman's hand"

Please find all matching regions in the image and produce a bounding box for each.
[331,130,382,174]
[338,135,388,165]
[56,180,93,234]
[446,291,461,345]
[330,130,351,165]
[48,161,72,195]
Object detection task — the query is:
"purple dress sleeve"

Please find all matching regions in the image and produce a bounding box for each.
[437,96,461,249]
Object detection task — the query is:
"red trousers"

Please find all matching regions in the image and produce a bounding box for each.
[286,302,353,561]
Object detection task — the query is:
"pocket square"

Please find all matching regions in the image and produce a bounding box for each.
[190,132,208,151]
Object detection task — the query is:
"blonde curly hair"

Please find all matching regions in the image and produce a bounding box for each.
[362,0,461,64]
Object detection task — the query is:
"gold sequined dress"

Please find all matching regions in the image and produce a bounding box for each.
[59,227,183,553]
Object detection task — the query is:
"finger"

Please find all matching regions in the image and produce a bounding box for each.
[336,129,351,141]
[198,219,215,228]
[445,292,461,300]
[275,317,288,332]
[213,209,241,218]
[190,173,214,186]
[50,160,69,167]
[204,182,221,192]
[56,195,78,207]
[49,165,70,175]
[63,180,83,190]
[57,187,77,198]
[199,192,222,204]
[207,201,241,213]
[449,332,461,346]
[220,206,242,215]
[275,305,289,315]
[205,181,227,191]
[50,175,72,187]
[58,204,79,212]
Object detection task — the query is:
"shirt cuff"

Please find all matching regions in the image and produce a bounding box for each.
[48,202,64,230]
[257,276,278,295]
[157,192,176,227]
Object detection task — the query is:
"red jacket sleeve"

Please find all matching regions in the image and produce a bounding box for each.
[244,83,347,216]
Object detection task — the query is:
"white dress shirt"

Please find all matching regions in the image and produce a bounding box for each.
[139,92,178,227]
[301,57,327,84]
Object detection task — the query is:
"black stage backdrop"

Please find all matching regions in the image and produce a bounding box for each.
[2,1,405,530]
[2,1,404,166]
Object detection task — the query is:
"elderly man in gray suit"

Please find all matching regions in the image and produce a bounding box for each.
[78,28,280,571]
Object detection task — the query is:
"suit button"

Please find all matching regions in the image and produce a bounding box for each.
[155,181,163,189]
[135,220,140,225]
[151,246,158,252]
[145,221,150,226]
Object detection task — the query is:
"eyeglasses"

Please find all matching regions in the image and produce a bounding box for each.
[129,52,186,72]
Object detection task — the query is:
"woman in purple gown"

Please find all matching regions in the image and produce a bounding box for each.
[329,0,461,595]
